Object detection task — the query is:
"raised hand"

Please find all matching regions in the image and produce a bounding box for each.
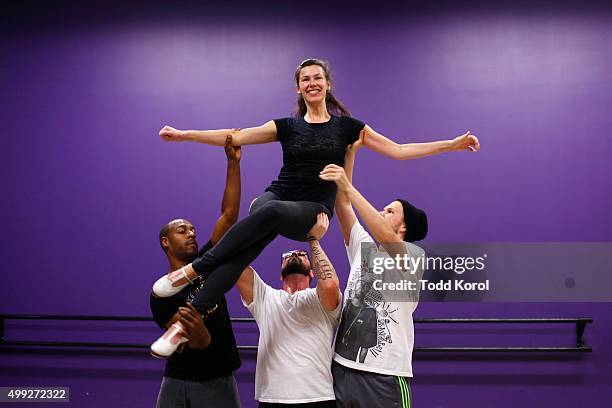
[307,213,330,241]
[224,133,241,162]
[319,164,351,192]
[346,128,365,158]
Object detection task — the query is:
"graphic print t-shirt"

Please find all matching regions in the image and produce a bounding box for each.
[333,221,424,377]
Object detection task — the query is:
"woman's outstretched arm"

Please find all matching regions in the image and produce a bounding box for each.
[159,120,277,146]
[362,125,480,160]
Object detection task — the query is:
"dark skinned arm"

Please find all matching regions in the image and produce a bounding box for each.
[210,134,242,244]
[177,303,211,350]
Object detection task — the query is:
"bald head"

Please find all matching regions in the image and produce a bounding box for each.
[159,219,199,261]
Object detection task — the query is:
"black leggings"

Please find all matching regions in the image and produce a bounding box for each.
[191,191,330,311]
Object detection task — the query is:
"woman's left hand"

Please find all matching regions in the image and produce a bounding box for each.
[451,131,480,152]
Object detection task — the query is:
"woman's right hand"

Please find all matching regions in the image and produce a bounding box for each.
[159,125,186,142]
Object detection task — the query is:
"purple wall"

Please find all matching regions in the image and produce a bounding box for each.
[2,1,611,407]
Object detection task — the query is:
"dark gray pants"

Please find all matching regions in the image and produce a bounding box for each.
[332,362,412,408]
[156,375,241,408]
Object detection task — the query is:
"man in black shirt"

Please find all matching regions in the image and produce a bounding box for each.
[150,135,242,408]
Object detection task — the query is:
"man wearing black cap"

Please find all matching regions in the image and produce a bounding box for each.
[319,139,428,408]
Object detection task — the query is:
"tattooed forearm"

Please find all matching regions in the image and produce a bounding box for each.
[309,240,337,281]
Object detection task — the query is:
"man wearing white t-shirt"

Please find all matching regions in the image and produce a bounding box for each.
[319,139,428,408]
[237,213,342,408]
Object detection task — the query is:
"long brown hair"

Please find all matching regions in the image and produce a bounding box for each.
[293,58,351,118]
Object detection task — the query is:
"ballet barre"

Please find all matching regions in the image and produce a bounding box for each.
[0,314,592,352]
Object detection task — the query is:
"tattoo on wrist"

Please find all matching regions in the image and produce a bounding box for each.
[310,241,334,281]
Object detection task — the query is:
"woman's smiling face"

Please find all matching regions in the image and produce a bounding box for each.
[296,64,330,104]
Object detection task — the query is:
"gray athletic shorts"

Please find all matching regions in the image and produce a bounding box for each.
[156,375,241,408]
[332,361,412,408]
